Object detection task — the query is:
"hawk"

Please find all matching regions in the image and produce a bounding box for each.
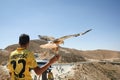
[39,29,92,53]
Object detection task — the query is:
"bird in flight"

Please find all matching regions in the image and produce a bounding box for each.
[38,29,92,53]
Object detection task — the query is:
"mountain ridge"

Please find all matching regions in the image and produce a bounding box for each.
[0,39,119,64]
[0,39,120,80]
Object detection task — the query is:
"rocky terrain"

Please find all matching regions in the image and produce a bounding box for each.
[73,62,120,80]
[0,39,120,80]
[4,39,120,63]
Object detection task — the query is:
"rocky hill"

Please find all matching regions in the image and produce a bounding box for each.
[0,39,120,64]
[0,39,120,80]
[72,62,120,80]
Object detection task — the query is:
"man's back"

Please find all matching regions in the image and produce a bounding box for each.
[7,48,38,80]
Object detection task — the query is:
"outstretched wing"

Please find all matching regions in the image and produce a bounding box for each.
[38,35,55,41]
[81,29,92,35]
[53,29,92,42]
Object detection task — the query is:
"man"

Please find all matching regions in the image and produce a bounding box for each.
[7,34,60,80]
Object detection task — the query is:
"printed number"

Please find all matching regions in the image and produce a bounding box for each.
[11,59,26,78]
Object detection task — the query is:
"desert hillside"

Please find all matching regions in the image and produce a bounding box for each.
[73,62,120,80]
[0,39,119,64]
[0,39,120,80]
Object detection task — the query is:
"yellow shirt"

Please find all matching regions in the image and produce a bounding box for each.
[7,48,38,80]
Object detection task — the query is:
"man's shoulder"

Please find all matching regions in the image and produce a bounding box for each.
[10,50,17,55]
[24,49,32,53]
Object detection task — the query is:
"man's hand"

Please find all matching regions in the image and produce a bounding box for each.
[34,54,60,75]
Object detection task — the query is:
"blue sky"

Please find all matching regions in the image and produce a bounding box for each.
[0,0,120,51]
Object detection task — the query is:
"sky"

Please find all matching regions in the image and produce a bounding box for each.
[0,0,120,51]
